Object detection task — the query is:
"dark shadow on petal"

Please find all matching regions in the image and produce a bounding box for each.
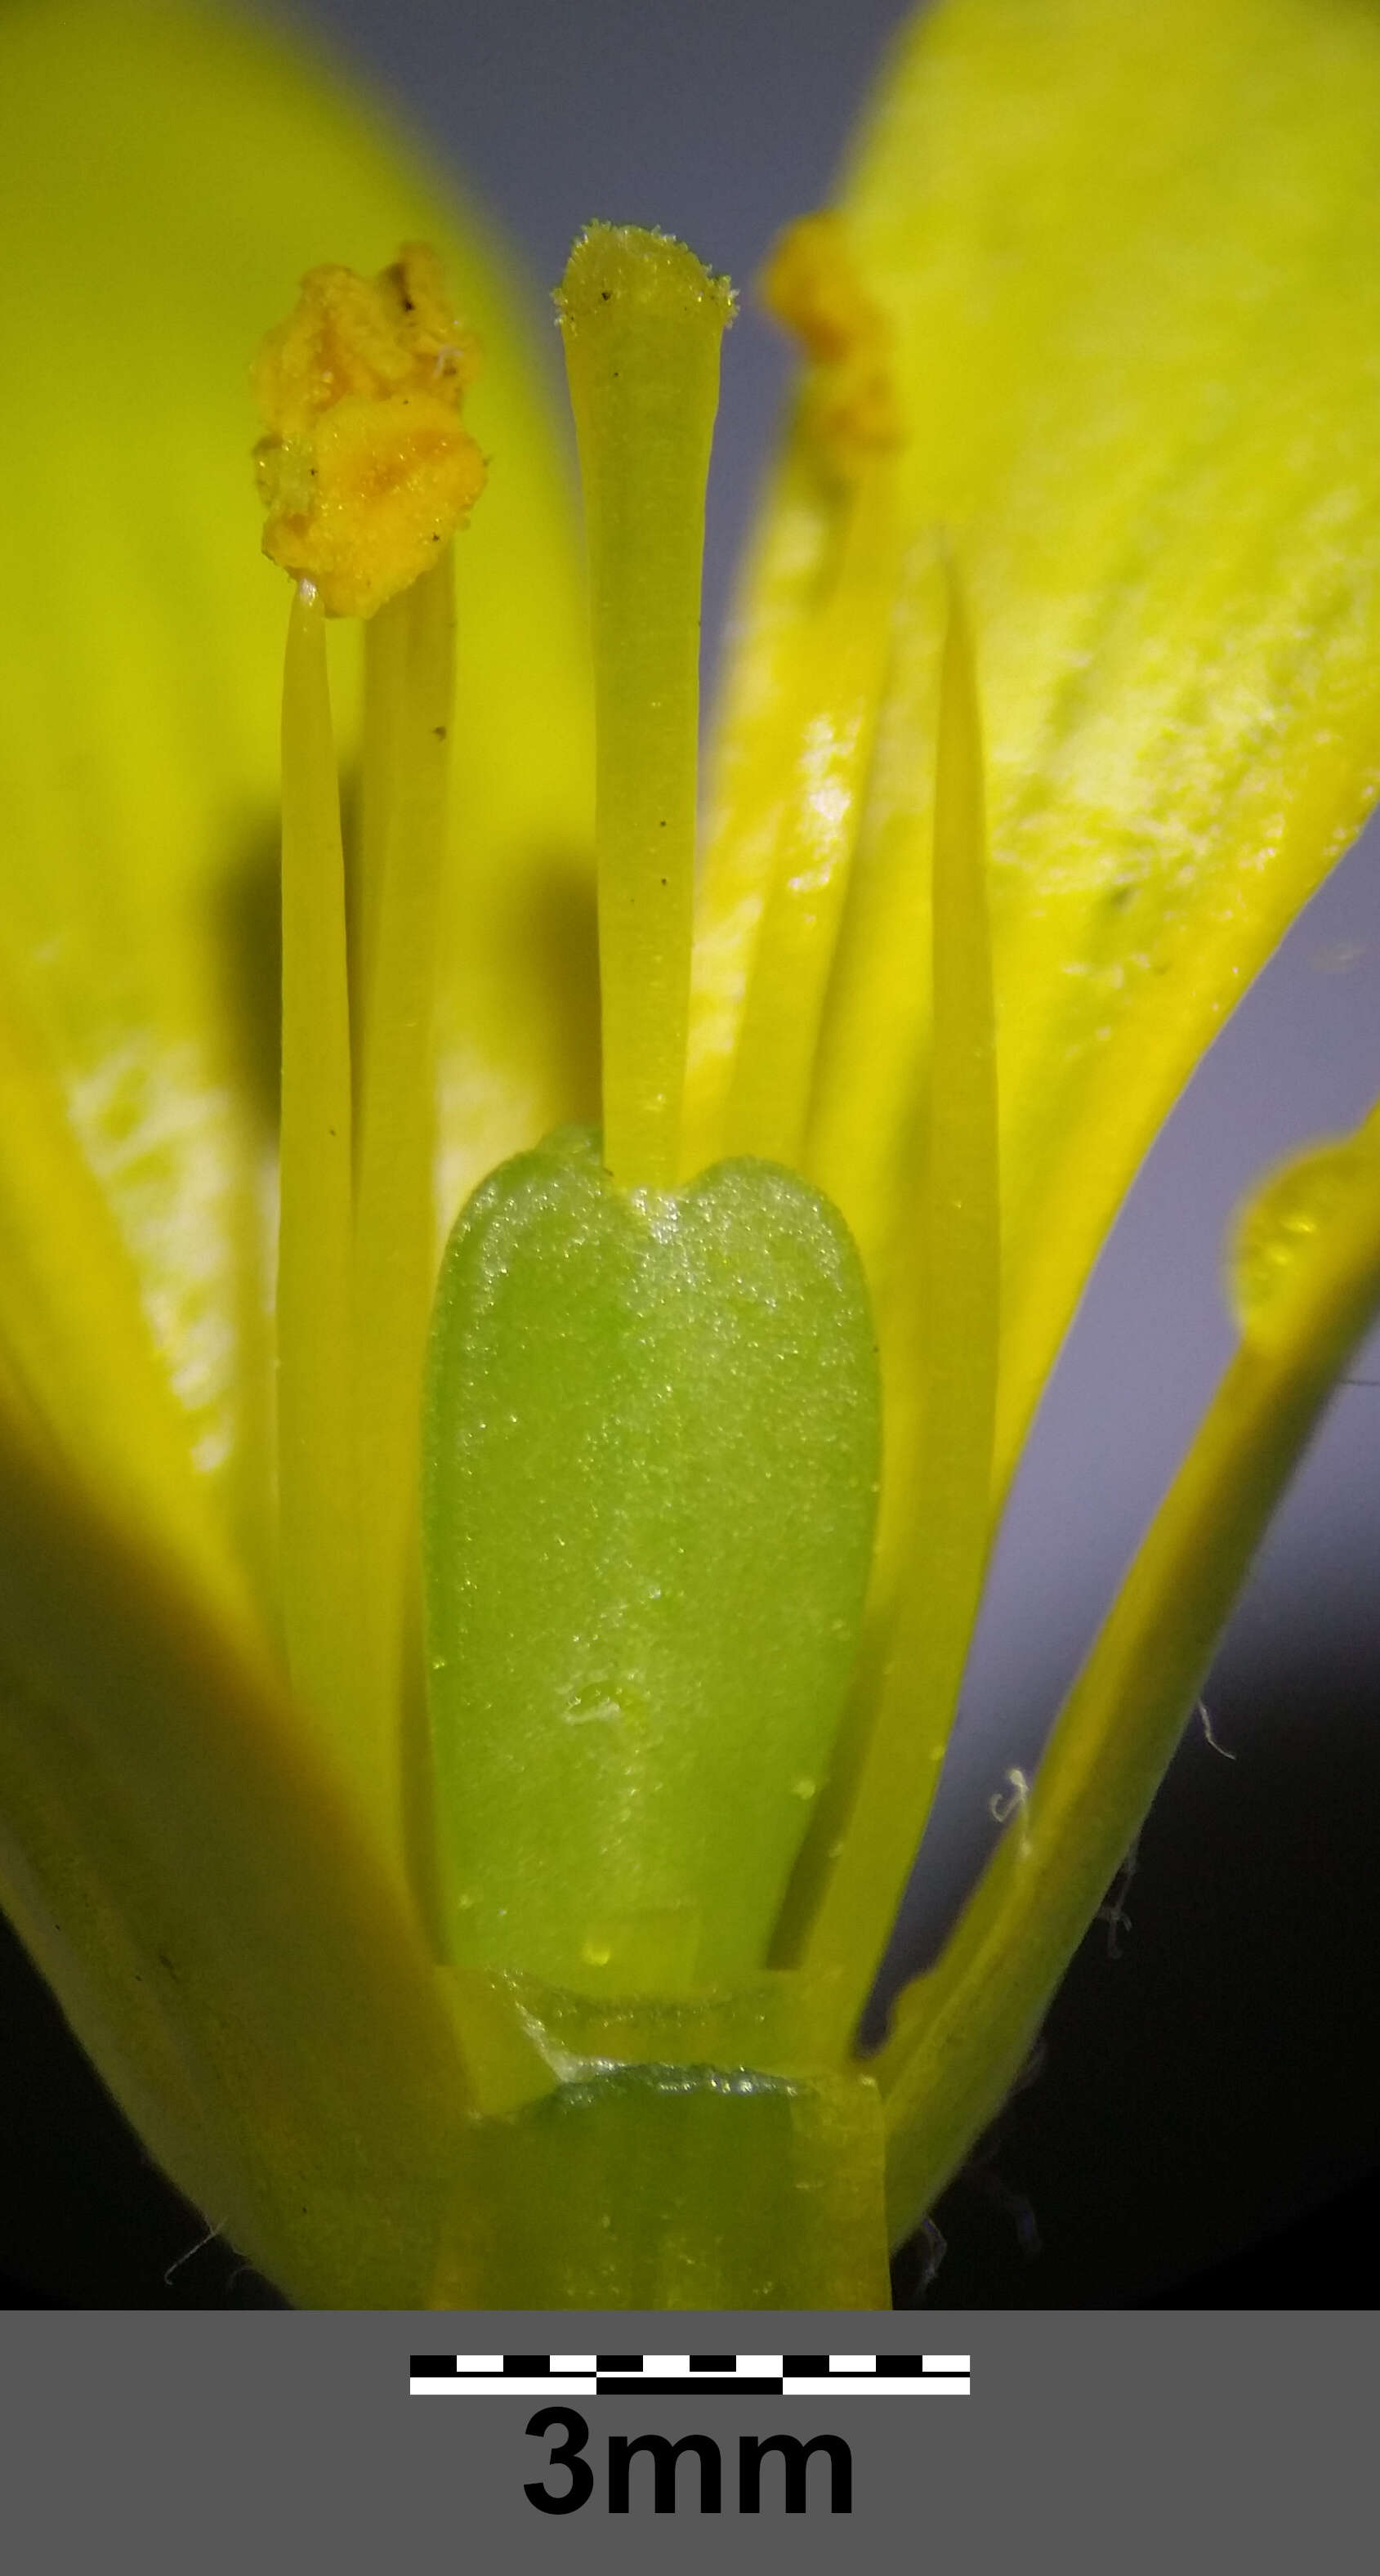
[209,809,283,1134]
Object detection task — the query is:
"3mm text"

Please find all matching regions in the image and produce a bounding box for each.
[523,2405,852,2514]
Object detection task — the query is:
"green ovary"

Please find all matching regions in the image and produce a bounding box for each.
[422,1125,881,1995]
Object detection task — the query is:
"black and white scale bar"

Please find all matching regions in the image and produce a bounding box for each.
[409,2351,970,2399]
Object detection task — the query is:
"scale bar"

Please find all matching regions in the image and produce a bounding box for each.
[409,2350,971,2399]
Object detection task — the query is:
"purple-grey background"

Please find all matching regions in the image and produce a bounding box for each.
[3,0,1377,2309]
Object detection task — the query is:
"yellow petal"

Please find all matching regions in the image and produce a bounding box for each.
[878,1101,1380,2245]
[0,0,592,1582]
[0,1377,479,2305]
[705,0,1380,1501]
[0,0,591,2304]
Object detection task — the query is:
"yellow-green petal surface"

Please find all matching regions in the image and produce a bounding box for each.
[0,0,592,1590]
[707,0,1380,1495]
[0,0,590,2297]
[0,1379,485,2305]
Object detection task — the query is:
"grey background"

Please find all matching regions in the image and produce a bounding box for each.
[0,2310,1374,2567]
[2,0,1378,2307]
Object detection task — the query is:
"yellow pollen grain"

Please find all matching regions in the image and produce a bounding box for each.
[252,243,485,618]
[760,211,904,475]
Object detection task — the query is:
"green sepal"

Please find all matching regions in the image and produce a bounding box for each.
[435,1964,890,2308]
[448,2061,888,2310]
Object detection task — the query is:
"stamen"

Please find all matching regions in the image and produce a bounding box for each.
[786,566,999,2029]
[351,547,455,1759]
[557,225,733,1190]
[254,245,477,1868]
[716,468,898,1169]
[806,544,945,1287]
[276,582,366,1760]
[681,211,904,1178]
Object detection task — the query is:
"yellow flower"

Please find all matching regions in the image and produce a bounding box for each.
[3,0,1380,2307]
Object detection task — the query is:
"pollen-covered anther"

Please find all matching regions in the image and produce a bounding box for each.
[252,243,485,618]
[761,211,904,476]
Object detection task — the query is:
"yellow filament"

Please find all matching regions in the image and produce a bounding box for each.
[255,243,476,1881]
[681,450,834,1175]
[276,584,368,1764]
[557,225,733,1190]
[351,547,455,1779]
[715,467,899,1169]
[791,569,999,2028]
[806,548,946,1286]
[683,211,904,1178]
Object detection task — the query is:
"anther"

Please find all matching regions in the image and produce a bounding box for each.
[253,244,485,619]
[761,211,905,479]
